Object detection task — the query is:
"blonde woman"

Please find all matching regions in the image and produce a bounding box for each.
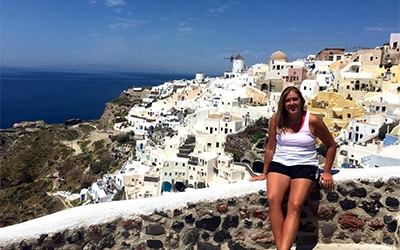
[251,86,336,250]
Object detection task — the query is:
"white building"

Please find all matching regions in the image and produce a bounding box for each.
[203,112,244,135]
[341,114,396,143]
[361,92,400,115]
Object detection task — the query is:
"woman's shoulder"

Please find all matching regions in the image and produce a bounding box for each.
[308,112,324,127]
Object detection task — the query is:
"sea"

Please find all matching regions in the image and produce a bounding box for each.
[0,67,194,129]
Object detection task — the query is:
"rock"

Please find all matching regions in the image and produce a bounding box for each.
[326,191,339,202]
[368,219,385,231]
[146,239,163,249]
[222,214,239,230]
[145,223,165,235]
[318,205,337,221]
[321,223,337,237]
[182,229,200,245]
[122,218,142,230]
[339,198,356,210]
[195,216,221,231]
[338,212,365,232]
[250,231,274,244]
[213,230,231,243]
[349,187,367,198]
[171,221,185,231]
[12,120,47,129]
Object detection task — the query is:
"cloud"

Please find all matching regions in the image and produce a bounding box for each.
[109,17,145,30]
[209,4,229,13]
[177,22,195,34]
[364,26,390,32]
[105,0,126,7]
[178,26,194,34]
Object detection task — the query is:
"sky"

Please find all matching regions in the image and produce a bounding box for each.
[1,0,399,75]
[0,167,399,245]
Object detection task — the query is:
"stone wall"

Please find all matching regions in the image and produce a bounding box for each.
[2,177,400,250]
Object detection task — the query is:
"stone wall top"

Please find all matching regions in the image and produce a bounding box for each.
[0,167,399,245]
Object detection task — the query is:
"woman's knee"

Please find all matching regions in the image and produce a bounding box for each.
[267,192,286,206]
[286,200,304,215]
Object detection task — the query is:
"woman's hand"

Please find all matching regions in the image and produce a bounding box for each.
[320,172,334,189]
[250,173,267,182]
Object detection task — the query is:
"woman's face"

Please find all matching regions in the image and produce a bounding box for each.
[284,91,302,115]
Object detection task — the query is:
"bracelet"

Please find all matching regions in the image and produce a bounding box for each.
[262,172,267,176]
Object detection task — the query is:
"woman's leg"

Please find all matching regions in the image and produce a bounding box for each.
[279,178,315,250]
[267,172,291,249]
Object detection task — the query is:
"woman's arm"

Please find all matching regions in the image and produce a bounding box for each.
[310,114,336,189]
[250,115,277,181]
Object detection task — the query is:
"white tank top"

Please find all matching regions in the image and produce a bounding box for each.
[272,111,318,166]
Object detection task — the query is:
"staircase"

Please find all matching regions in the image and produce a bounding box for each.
[177,135,196,158]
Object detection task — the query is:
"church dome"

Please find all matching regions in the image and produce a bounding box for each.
[270,50,288,62]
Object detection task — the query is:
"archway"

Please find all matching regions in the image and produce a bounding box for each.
[161,181,172,193]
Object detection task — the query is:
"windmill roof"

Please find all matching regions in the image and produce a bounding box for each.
[234,54,244,60]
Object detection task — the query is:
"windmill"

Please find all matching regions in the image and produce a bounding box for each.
[224,47,235,72]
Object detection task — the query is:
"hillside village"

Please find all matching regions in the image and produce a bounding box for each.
[82,33,400,204]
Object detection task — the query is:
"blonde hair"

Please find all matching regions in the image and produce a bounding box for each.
[275,86,306,134]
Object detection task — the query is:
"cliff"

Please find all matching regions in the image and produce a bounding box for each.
[98,90,146,131]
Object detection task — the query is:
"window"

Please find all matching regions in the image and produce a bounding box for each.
[370,56,373,61]
[216,142,220,148]
[328,52,334,61]
[355,126,359,131]
[382,106,386,112]
[371,129,375,134]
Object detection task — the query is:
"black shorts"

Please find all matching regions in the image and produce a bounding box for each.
[267,161,319,182]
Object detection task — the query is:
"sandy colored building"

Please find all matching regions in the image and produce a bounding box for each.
[306,91,365,136]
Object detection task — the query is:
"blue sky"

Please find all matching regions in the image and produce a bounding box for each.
[1,0,399,75]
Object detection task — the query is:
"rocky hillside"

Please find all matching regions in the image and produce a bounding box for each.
[0,88,151,228]
[98,91,143,131]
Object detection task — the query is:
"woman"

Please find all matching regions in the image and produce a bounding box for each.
[251,86,336,250]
